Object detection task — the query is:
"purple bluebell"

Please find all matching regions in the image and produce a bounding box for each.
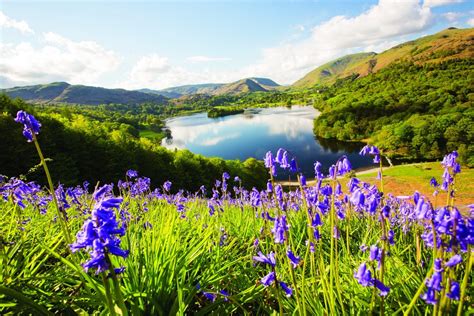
[261,271,276,286]
[70,194,128,274]
[446,281,460,300]
[445,254,462,268]
[279,281,293,297]
[15,110,41,142]
[219,290,230,301]
[163,180,172,192]
[286,249,301,268]
[272,215,288,244]
[126,169,138,178]
[354,262,372,287]
[374,279,390,296]
[253,251,276,267]
[314,161,324,179]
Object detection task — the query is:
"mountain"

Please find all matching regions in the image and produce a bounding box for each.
[293,27,474,88]
[3,82,168,105]
[145,78,280,98]
[212,77,280,95]
[293,52,376,88]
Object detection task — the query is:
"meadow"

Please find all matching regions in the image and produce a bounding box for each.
[0,111,472,315]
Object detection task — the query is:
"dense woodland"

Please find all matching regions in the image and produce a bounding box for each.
[311,60,473,165]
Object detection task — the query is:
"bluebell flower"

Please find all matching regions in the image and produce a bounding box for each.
[15,110,41,142]
[70,194,128,274]
[261,271,276,286]
[354,262,372,287]
[445,254,462,268]
[446,281,460,300]
[253,251,276,267]
[373,279,390,296]
[279,281,293,297]
[163,180,172,192]
[286,249,301,268]
[314,161,324,179]
[126,169,138,178]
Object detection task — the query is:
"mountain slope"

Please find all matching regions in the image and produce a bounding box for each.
[212,77,280,95]
[2,83,168,105]
[294,27,474,88]
[293,52,376,88]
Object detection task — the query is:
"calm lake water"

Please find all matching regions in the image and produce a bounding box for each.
[162,106,374,179]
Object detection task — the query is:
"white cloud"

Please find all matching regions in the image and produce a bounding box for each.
[423,0,463,8]
[467,18,474,26]
[243,0,434,84]
[123,53,242,89]
[0,32,121,86]
[187,56,231,63]
[442,11,464,22]
[0,11,34,34]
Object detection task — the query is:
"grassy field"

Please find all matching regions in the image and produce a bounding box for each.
[1,155,472,315]
[356,162,474,207]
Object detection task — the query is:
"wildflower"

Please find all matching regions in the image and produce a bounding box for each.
[446,281,460,300]
[287,249,301,268]
[279,281,293,297]
[445,254,462,268]
[70,193,128,274]
[163,180,172,192]
[253,251,276,267]
[336,156,352,175]
[354,262,372,287]
[374,279,390,296]
[219,290,230,301]
[272,215,289,244]
[261,271,276,286]
[15,110,41,142]
[314,161,324,179]
[126,169,138,178]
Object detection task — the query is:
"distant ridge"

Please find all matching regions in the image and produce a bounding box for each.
[293,27,474,88]
[211,77,280,95]
[3,82,168,105]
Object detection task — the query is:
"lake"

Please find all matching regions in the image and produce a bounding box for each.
[162,106,374,179]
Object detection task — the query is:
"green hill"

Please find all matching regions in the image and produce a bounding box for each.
[2,82,168,105]
[294,27,474,88]
[212,77,280,95]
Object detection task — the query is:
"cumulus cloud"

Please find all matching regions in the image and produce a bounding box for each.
[124,53,243,89]
[186,56,231,63]
[242,0,434,84]
[0,32,121,87]
[468,18,474,26]
[442,11,464,22]
[423,0,463,8]
[0,11,34,34]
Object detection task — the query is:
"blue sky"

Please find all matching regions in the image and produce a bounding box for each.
[1,0,473,89]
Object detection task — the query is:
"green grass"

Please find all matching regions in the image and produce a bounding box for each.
[138,129,164,140]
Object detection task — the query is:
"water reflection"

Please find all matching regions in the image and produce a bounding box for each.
[162,106,373,178]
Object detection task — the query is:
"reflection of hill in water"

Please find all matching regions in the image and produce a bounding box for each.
[316,136,365,154]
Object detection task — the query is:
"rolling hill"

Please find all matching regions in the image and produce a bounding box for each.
[2,82,168,105]
[211,77,280,95]
[293,27,474,88]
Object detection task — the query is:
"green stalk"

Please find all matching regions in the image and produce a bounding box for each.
[32,133,72,244]
[457,248,472,316]
[102,274,117,316]
[106,254,128,316]
[403,266,433,316]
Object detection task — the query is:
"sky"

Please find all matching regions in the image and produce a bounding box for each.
[1,0,473,90]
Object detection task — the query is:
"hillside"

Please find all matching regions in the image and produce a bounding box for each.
[294,27,474,88]
[3,82,168,105]
[212,77,280,95]
[293,52,376,87]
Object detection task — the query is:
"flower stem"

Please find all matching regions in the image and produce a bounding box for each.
[32,134,72,244]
